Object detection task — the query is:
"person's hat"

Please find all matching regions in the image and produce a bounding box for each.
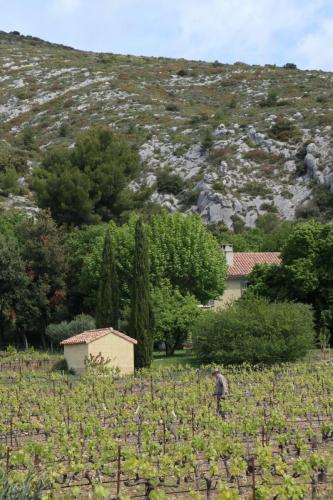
[212,368,220,374]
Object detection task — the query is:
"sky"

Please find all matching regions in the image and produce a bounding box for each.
[1,0,333,71]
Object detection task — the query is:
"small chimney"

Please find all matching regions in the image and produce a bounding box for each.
[222,244,233,266]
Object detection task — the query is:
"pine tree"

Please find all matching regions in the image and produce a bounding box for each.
[129,218,152,368]
[96,229,119,329]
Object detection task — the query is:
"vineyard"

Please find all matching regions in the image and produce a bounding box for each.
[1,358,333,499]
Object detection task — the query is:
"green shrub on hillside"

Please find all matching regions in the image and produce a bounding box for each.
[59,122,69,137]
[177,69,189,77]
[268,118,301,142]
[319,112,333,126]
[0,147,27,174]
[22,126,36,150]
[202,129,214,151]
[156,169,184,195]
[283,63,298,70]
[238,181,272,197]
[296,185,333,222]
[0,167,19,194]
[193,298,314,364]
[259,90,278,107]
[165,103,180,112]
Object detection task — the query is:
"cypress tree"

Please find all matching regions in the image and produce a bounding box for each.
[129,218,152,368]
[96,229,119,329]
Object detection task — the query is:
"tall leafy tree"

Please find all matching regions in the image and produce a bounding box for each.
[96,229,119,328]
[0,237,29,347]
[152,280,200,355]
[148,211,227,303]
[129,218,152,368]
[65,224,107,315]
[17,211,67,348]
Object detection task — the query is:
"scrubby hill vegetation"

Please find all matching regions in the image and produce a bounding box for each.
[0,30,333,229]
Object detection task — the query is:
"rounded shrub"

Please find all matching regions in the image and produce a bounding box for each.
[268,118,301,142]
[46,314,96,345]
[156,170,184,195]
[193,297,315,365]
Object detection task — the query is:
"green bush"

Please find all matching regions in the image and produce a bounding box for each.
[156,169,184,195]
[180,189,198,208]
[22,126,35,149]
[256,213,281,232]
[202,129,214,151]
[283,63,297,70]
[177,69,189,77]
[238,181,271,197]
[165,103,179,112]
[193,297,315,365]
[0,167,19,194]
[59,122,69,137]
[212,180,227,194]
[0,147,27,174]
[319,112,333,126]
[259,90,278,107]
[313,185,333,213]
[296,185,333,222]
[268,118,301,142]
[52,358,68,372]
[46,314,96,345]
[260,202,278,213]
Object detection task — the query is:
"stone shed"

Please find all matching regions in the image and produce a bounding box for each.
[60,328,137,375]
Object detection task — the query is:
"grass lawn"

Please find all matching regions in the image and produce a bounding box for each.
[152,349,199,368]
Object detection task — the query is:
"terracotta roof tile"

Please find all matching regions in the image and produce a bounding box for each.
[60,328,138,346]
[228,252,281,278]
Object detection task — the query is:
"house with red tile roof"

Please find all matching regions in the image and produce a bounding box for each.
[61,328,137,375]
[212,245,281,309]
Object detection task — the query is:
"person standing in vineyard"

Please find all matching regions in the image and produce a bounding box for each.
[212,368,229,417]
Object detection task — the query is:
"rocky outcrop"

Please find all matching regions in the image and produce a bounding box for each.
[138,122,327,228]
[0,194,39,217]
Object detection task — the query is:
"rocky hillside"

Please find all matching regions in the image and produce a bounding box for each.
[1,30,333,228]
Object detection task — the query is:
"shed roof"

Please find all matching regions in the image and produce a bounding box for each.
[228,252,281,278]
[60,328,138,346]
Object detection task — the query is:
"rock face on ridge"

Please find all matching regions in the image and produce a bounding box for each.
[0,31,333,227]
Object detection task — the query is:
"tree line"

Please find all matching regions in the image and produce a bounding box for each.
[0,210,226,366]
[246,221,333,338]
[1,124,333,367]
[194,220,333,365]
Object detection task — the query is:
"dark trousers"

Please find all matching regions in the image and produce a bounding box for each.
[216,395,226,417]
